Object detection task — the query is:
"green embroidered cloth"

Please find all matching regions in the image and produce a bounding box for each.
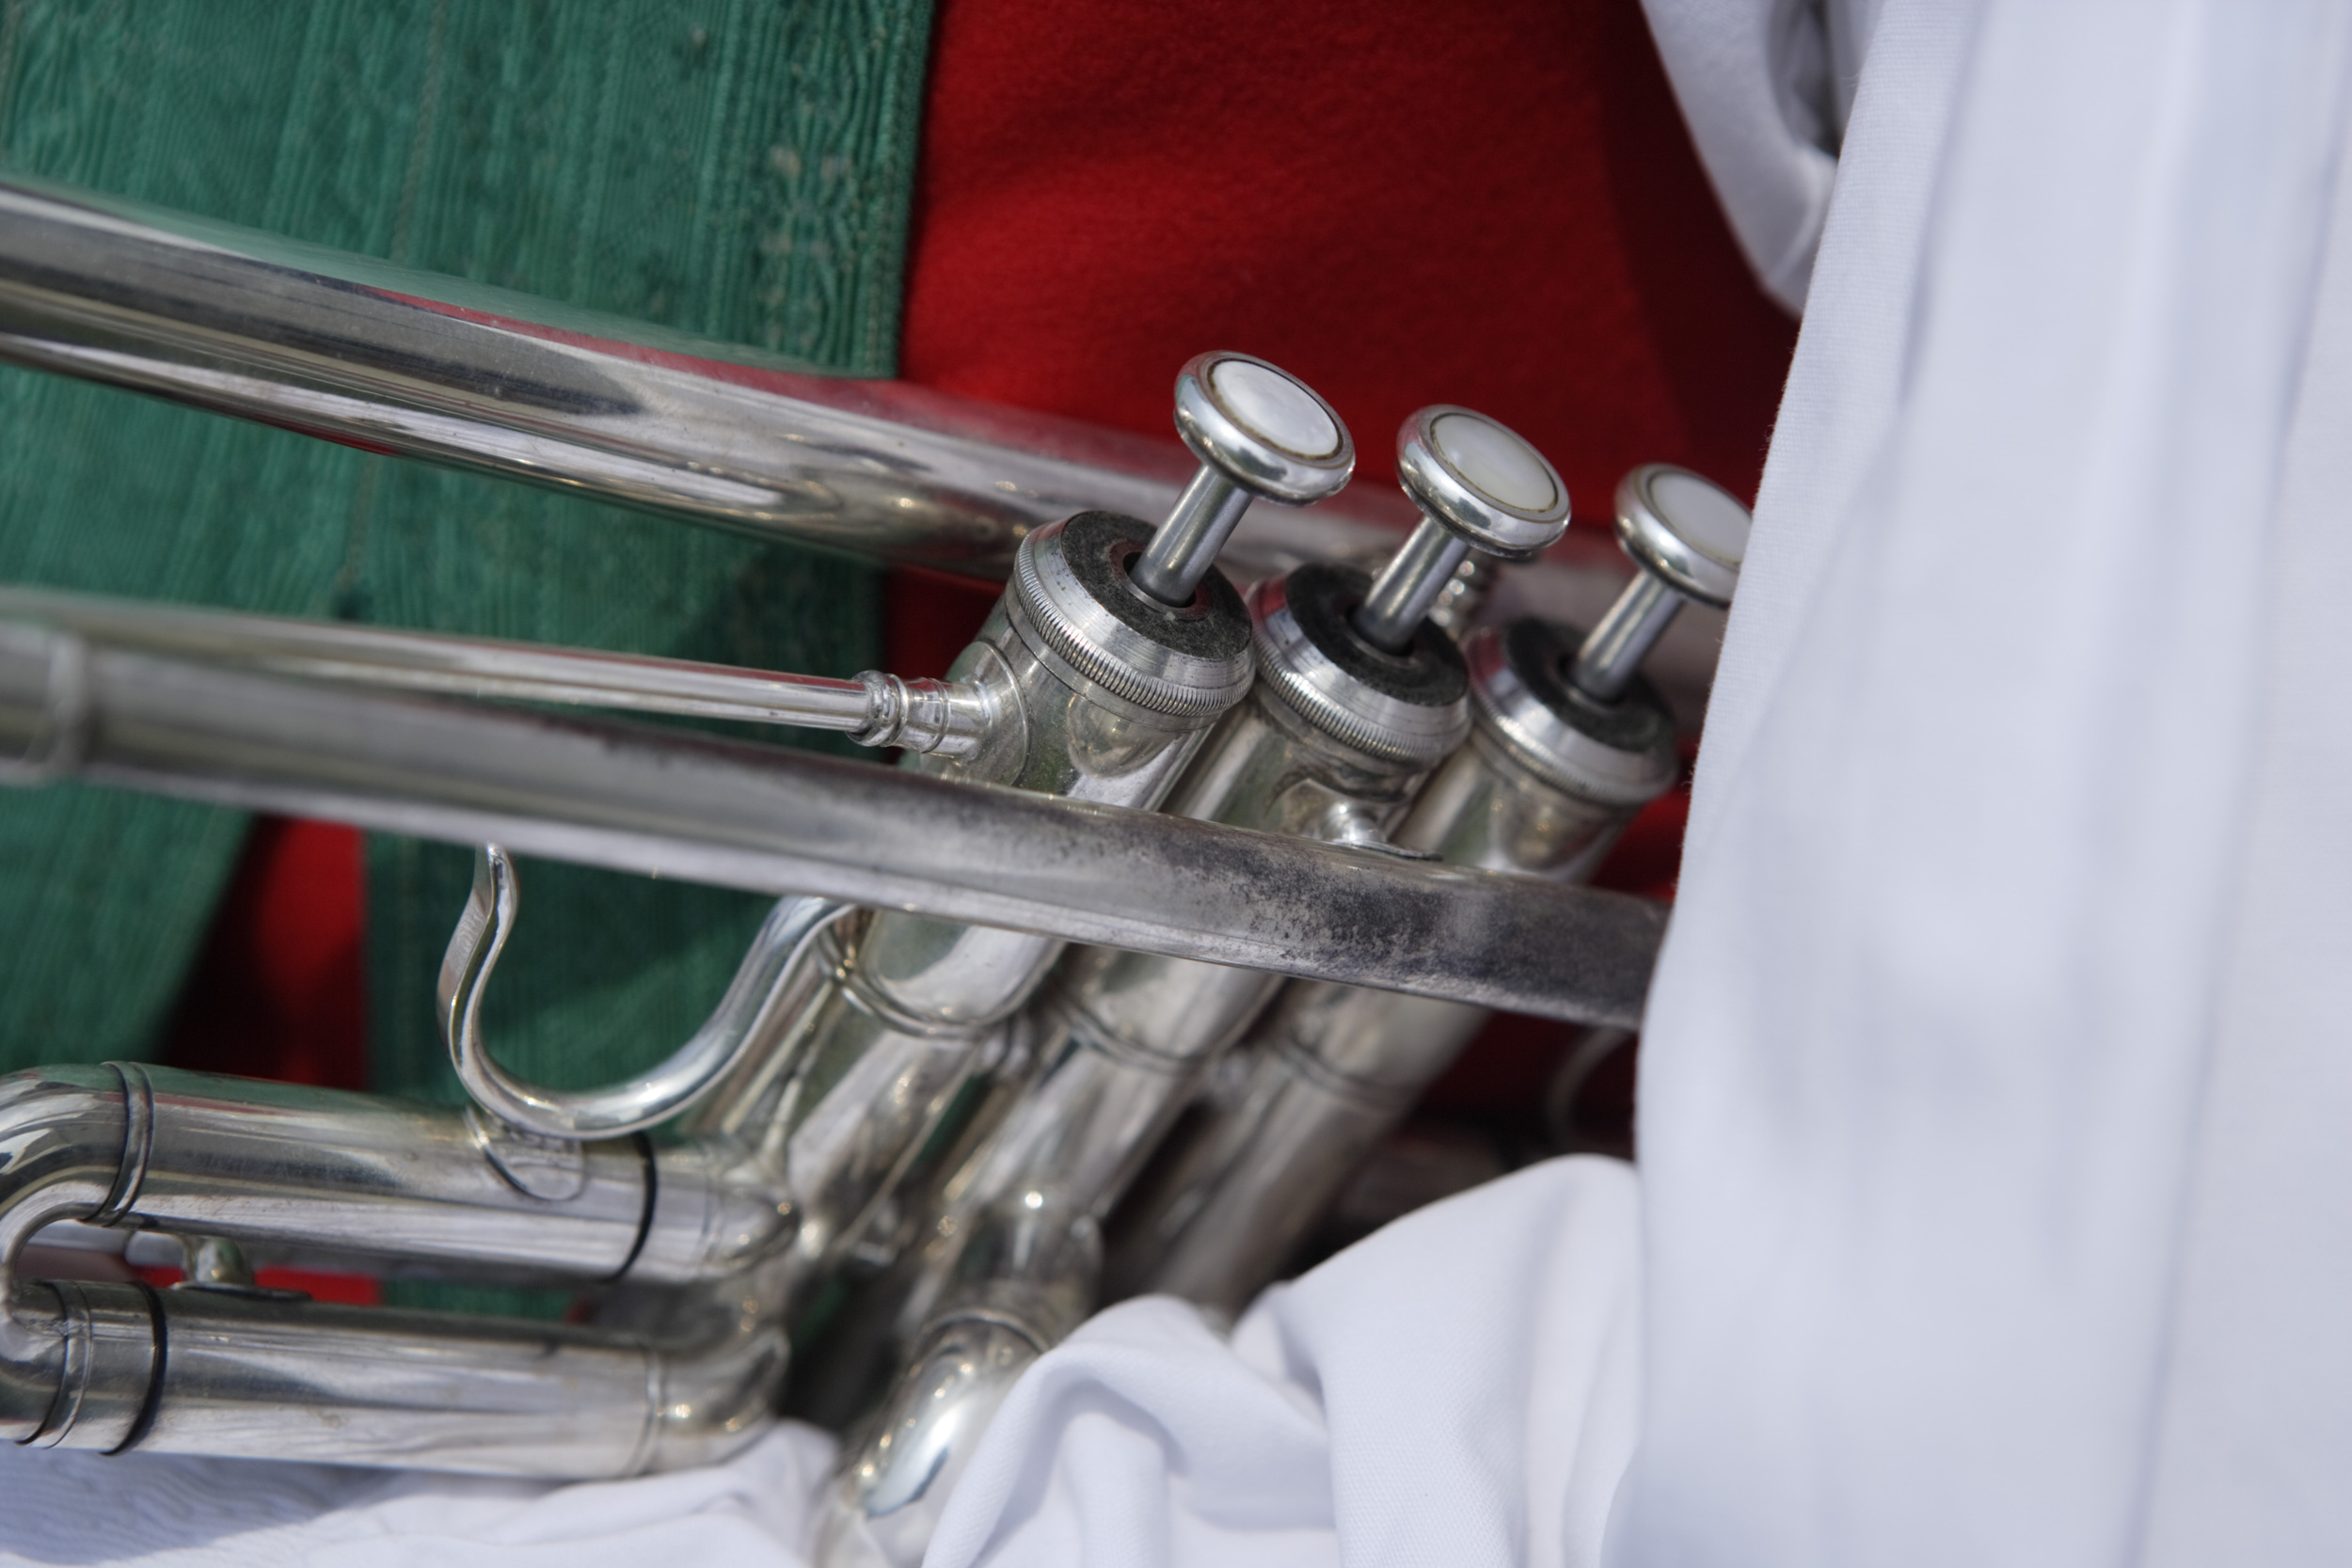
[0,1,932,1107]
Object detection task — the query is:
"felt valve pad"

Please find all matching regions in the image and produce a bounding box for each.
[1505,617,1676,753]
[1058,510,1251,661]
[1279,563,1470,711]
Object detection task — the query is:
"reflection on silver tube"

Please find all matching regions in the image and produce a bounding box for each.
[0,174,1414,582]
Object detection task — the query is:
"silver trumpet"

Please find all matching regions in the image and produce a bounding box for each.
[0,174,1700,1484]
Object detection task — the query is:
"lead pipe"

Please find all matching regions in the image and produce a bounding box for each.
[0,621,1666,1025]
[0,176,1741,718]
[0,585,992,755]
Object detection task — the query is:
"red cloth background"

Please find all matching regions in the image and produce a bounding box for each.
[171,0,1794,1136]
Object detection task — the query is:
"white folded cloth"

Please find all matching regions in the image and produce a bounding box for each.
[1638,0,1887,312]
[0,1419,836,1567]
[927,1157,1642,1568]
[1619,3,2352,1565]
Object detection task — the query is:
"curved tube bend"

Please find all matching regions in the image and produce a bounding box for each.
[817,1196,1099,1567]
[0,1065,790,1471]
[0,1063,138,1443]
[440,847,851,1139]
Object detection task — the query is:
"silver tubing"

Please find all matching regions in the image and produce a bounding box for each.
[0,174,1414,583]
[5,1275,786,1476]
[820,1198,1096,1568]
[813,541,1486,1560]
[0,1064,789,1289]
[0,585,991,757]
[441,851,851,1139]
[0,1069,792,1472]
[1351,517,1471,653]
[0,1069,130,1442]
[602,513,1257,1318]
[0,175,1740,716]
[0,622,1664,1026]
[137,1284,780,1476]
[1567,571,1680,702]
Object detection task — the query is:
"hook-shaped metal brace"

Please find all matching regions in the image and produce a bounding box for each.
[437,845,851,1140]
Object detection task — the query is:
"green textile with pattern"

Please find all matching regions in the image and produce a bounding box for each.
[0,1,930,1112]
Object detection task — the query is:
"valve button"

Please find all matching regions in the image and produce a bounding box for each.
[1395,405,1570,562]
[1616,464,1749,610]
[1133,353,1356,608]
[1565,463,1753,703]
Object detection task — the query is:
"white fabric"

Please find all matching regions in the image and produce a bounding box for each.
[1618,6,2352,1568]
[928,1157,1641,1568]
[1638,0,1886,312]
[2137,103,2352,1568]
[0,1421,836,1566]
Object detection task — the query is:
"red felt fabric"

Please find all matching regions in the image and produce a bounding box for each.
[163,816,367,1091]
[181,0,1792,1144]
[898,0,1795,506]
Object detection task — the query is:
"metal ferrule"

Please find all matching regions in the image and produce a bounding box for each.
[1105,616,1680,1318]
[850,672,995,755]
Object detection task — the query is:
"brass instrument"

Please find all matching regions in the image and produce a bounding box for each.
[0,175,1732,1525]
